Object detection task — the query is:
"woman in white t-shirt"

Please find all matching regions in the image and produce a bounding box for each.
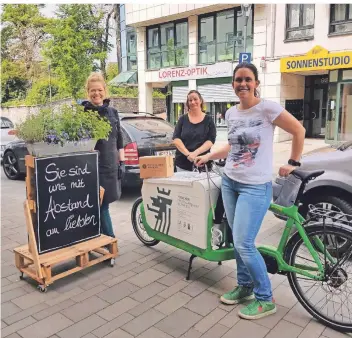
[195,62,305,320]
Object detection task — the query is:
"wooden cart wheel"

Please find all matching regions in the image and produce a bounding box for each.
[37,285,47,293]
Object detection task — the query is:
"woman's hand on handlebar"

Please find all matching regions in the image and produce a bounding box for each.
[194,153,211,167]
[278,164,296,177]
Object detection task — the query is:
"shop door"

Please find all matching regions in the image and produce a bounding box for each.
[338,82,352,141]
[312,88,324,137]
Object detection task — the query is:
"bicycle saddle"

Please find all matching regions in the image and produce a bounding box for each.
[291,169,325,182]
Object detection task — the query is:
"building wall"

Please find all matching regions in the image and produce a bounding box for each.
[125,4,236,27]
[275,4,352,57]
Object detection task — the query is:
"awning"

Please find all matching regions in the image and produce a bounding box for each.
[109,70,137,86]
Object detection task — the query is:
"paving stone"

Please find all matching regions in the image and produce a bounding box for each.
[194,308,227,333]
[321,326,350,338]
[159,280,189,299]
[33,299,75,320]
[92,312,134,338]
[97,281,140,304]
[128,295,164,317]
[155,307,202,338]
[182,277,217,297]
[218,306,241,328]
[184,290,220,316]
[1,265,19,278]
[222,319,270,338]
[11,290,58,310]
[207,276,237,296]
[3,333,21,338]
[1,302,21,318]
[153,257,187,274]
[81,334,96,338]
[181,328,202,338]
[129,281,168,302]
[137,326,174,338]
[45,287,85,306]
[158,269,187,287]
[264,319,304,338]
[127,268,166,287]
[97,297,140,321]
[137,251,164,264]
[121,308,166,336]
[1,316,37,337]
[155,292,192,315]
[284,302,312,327]
[1,288,28,303]
[17,313,74,338]
[132,260,159,273]
[70,284,108,302]
[298,320,325,338]
[103,328,134,338]
[217,303,234,312]
[254,304,290,329]
[3,302,48,325]
[104,271,136,287]
[199,323,229,338]
[115,251,144,267]
[202,265,233,282]
[273,284,298,309]
[110,262,141,276]
[57,314,106,338]
[79,273,114,290]
[1,278,12,287]
[61,295,109,322]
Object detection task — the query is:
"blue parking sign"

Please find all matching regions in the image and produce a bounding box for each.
[239,52,251,63]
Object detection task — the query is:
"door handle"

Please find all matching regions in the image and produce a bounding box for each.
[311,112,316,120]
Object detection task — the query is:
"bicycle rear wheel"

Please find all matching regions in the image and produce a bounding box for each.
[285,224,352,332]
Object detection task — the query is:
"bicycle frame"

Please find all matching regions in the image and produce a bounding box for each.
[258,203,336,280]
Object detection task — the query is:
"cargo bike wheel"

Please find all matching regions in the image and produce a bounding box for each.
[131,197,159,246]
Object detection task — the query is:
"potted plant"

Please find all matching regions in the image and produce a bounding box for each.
[16,104,111,157]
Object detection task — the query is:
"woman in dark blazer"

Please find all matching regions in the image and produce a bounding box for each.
[82,72,125,238]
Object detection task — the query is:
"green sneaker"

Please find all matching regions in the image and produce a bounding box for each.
[220,286,254,305]
[238,299,276,320]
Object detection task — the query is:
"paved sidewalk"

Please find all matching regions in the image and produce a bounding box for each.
[1,138,349,338]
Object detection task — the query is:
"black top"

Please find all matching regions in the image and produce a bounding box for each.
[82,99,123,204]
[173,114,216,171]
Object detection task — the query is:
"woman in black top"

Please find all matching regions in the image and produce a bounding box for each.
[82,73,125,238]
[173,90,216,171]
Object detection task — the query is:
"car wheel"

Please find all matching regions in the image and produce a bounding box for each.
[302,194,352,254]
[3,151,21,180]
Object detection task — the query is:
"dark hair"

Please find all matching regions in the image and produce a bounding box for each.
[186,90,205,112]
[232,62,260,97]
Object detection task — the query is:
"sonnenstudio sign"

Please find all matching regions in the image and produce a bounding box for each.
[157,62,233,81]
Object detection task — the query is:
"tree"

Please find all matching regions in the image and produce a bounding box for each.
[106,63,119,82]
[43,4,104,99]
[114,4,122,74]
[1,4,48,103]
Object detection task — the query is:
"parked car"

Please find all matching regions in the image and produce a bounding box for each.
[273,141,352,219]
[1,116,17,162]
[2,112,177,188]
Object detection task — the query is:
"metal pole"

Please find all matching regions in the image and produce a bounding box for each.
[48,64,52,106]
[244,22,247,53]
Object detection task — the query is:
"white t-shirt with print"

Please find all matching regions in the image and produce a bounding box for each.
[224,99,284,185]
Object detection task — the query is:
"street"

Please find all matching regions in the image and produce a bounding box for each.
[1,139,347,338]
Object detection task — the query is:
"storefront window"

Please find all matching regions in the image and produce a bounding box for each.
[198,6,253,64]
[285,4,315,41]
[326,83,337,141]
[330,4,352,34]
[338,82,352,141]
[126,30,137,71]
[199,16,215,64]
[147,21,188,70]
[173,103,185,124]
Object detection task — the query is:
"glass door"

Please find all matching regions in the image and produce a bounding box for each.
[338,82,352,142]
[326,83,337,143]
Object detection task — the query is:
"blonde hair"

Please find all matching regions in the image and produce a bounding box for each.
[85,72,109,98]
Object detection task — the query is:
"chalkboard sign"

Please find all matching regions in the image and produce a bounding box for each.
[35,152,100,254]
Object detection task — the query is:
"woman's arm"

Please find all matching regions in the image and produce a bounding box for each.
[273,110,306,176]
[173,138,190,157]
[115,110,126,161]
[195,144,231,166]
[172,115,190,157]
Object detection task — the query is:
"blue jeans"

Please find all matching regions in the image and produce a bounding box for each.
[221,174,273,301]
[100,202,115,238]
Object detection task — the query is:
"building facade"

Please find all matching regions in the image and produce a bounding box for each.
[125,4,352,143]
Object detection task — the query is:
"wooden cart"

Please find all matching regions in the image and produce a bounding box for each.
[13,155,118,292]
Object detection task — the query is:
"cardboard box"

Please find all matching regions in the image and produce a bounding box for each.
[139,156,174,179]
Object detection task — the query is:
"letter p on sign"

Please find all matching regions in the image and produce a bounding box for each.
[239,53,251,63]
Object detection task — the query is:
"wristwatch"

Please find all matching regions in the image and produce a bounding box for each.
[288,159,301,167]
